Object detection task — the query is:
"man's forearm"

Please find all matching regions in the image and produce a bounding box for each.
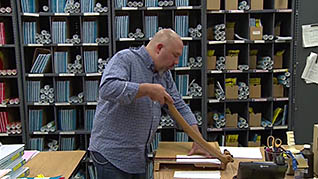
[135,83,150,99]
[99,79,139,104]
[191,125,203,139]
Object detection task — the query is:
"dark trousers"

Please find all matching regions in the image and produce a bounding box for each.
[90,151,146,179]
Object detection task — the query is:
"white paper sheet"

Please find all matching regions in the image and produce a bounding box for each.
[301,52,318,84]
[275,36,292,41]
[174,171,221,179]
[302,24,318,48]
[176,155,221,164]
[219,147,262,159]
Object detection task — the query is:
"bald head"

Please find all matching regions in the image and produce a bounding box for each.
[145,29,184,74]
[148,29,182,47]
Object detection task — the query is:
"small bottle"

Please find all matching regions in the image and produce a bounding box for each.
[301,144,314,178]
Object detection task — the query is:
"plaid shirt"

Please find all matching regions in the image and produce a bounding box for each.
[88,46,197,174]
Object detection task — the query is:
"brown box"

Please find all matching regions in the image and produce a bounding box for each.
[313,124,318,175]
[226,141,239,147]
[207,56,217,70]
[248,141,261,147]
[226,113,238,128]
[225,0,238,10]
[249,84,261,98]
[250,26,263,40]
[207,112,214,127]
[273,55,283,69]
[225,56,238,70]
[274,0,288,9]
[225,85,238,99]
[226,28,235,40]
[250,55,257,69]
[207,0,221,10]
[207,84,215,98]
[207,27,214,40]
[273,84,284,97]
[249,113,262,127]
[250,0,263,10]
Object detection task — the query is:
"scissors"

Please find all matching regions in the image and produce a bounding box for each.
[267,135,282,152]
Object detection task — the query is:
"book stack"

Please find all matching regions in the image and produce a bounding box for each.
[0,144,29,178]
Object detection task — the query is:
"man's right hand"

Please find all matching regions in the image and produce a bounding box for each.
[136,83,173,105]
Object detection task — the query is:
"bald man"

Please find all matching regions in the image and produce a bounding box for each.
[89,29,210,179]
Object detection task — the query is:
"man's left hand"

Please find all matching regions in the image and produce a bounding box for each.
[188,142,213,158]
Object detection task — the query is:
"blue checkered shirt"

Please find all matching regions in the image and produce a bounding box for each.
[88,46,197,174]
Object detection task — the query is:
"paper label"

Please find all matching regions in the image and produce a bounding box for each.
[253,31,261,35]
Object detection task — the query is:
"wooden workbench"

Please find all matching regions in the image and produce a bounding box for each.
[24,150,86,179]
[153,142,297,179]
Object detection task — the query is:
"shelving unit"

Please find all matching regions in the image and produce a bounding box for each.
[0,0,26,145]
[16,0,112,155]
[0,0,296,178]
[111,0,294,149]
[204,0,294,147]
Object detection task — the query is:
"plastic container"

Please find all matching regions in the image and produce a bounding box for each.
[301,144,314,178]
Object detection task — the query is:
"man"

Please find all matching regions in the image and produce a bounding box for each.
[89,29,211,178]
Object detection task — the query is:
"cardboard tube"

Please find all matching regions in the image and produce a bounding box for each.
[165,100,234,167]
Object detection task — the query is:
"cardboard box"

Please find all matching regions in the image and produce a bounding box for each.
[207,56,217,70]
[207,83,215,98]
[273,55,283,69]
[249,84,261,98]
[225,56,238,70]
[275,0,288,9]
[207,112,214,127]
[248,141,261,147]
[226,141,238,147]
[225,0,238,10]
[250,55,257,69]
[226,113,238,127]
[314,124,318,175]
[207,0,221,10]
[226,28,235,40]
[207,27,214,40]
[225,85,238,99]
[249,113,262,127]
[273,84,284,97]
[250,0,263,10]
[250,26,263,40]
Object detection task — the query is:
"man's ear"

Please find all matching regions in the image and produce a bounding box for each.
[156,43,163,54]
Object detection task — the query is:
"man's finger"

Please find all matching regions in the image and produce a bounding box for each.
[164,91,173,104]
[188,148,195,156]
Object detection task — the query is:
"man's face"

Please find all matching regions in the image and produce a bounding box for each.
[155,40,183,74]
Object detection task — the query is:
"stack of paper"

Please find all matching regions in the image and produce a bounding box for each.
[220,147,262,159]
[301,52,318,84]
[0,144,29,178]
[176,155,221,164]
[0,169,10,178]
[22,150,40,163]
[174,171,221,179]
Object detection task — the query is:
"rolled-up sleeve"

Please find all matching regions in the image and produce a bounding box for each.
[99,52,139,105]
[165,71,197,126]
